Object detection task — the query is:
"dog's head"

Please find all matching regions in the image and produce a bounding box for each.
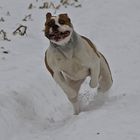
[44,12,73,46]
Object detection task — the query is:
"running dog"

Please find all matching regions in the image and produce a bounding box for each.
[44,13,113,115]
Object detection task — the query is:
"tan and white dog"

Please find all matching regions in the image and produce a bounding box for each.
[44,13,113,115]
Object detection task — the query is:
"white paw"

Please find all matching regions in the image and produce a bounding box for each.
[89,79,98,88]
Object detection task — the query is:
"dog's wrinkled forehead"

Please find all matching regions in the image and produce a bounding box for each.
[45,12,71,27]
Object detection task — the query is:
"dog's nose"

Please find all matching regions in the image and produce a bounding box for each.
[52,24,59,31]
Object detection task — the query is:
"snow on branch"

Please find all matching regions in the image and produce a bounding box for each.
[0,30,11,41]
[13,25,27,36]
[0,17,5,22]
[22,14,32,21]
[39,2,60,9]
[28,3,36,9]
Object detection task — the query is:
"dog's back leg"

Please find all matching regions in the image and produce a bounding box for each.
[98,52,113,93]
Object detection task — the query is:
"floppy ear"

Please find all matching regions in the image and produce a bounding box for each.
[59,13,71,23]
[63,13,69,19]
[46,12,52,20]
[63,13,68,17]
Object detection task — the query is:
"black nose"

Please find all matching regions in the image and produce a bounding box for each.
[52,24,59,31]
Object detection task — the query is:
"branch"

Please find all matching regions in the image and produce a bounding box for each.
[6,11,10,16]
[0,30,11,41]
[60,0,69,5]
[0,17,5,22]
[39,2,60,10]
[28,3,34,9]
[39,2,49,9]
[22,14,32,21]
[13,25,27,36]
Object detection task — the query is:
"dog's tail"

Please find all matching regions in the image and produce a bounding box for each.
[98,52,113,92]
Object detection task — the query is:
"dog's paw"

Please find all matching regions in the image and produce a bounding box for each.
[89,79,98,88]
[72,101,80,115]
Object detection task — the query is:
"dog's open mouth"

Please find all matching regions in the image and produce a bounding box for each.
[48,31,70,42]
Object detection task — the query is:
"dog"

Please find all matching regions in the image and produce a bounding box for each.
[44,12,113,115]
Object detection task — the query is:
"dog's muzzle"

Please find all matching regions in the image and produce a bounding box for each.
[45,30,71,42]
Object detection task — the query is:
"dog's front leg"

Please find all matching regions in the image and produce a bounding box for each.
[53,71,80,115]
[89,60,100,89]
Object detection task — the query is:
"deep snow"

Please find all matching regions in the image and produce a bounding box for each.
[0,0,140,140]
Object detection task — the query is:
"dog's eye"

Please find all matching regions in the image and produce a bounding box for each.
[47,20,55,27]
[59,19,65,25]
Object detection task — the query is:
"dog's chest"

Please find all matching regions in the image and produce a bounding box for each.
[54,51,89,80]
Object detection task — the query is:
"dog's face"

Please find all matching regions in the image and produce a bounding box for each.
[44,12,73,46]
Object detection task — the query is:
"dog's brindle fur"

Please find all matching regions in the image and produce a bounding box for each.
[44,13,113,115]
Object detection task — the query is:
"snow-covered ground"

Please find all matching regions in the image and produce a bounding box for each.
[0,0,140,140]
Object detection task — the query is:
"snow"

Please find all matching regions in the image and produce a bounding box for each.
[0,0,140,140]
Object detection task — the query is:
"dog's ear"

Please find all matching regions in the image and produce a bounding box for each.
[62,13,68,17]
[46,12,52,20]
[59,13,71,23]
[60,13,69,19]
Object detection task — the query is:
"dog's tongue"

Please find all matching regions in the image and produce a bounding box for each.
[50,31,70,41]
[54,36,61,41]
[52,32,61,41]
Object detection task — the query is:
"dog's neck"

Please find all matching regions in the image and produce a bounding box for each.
[50,31,78,59]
